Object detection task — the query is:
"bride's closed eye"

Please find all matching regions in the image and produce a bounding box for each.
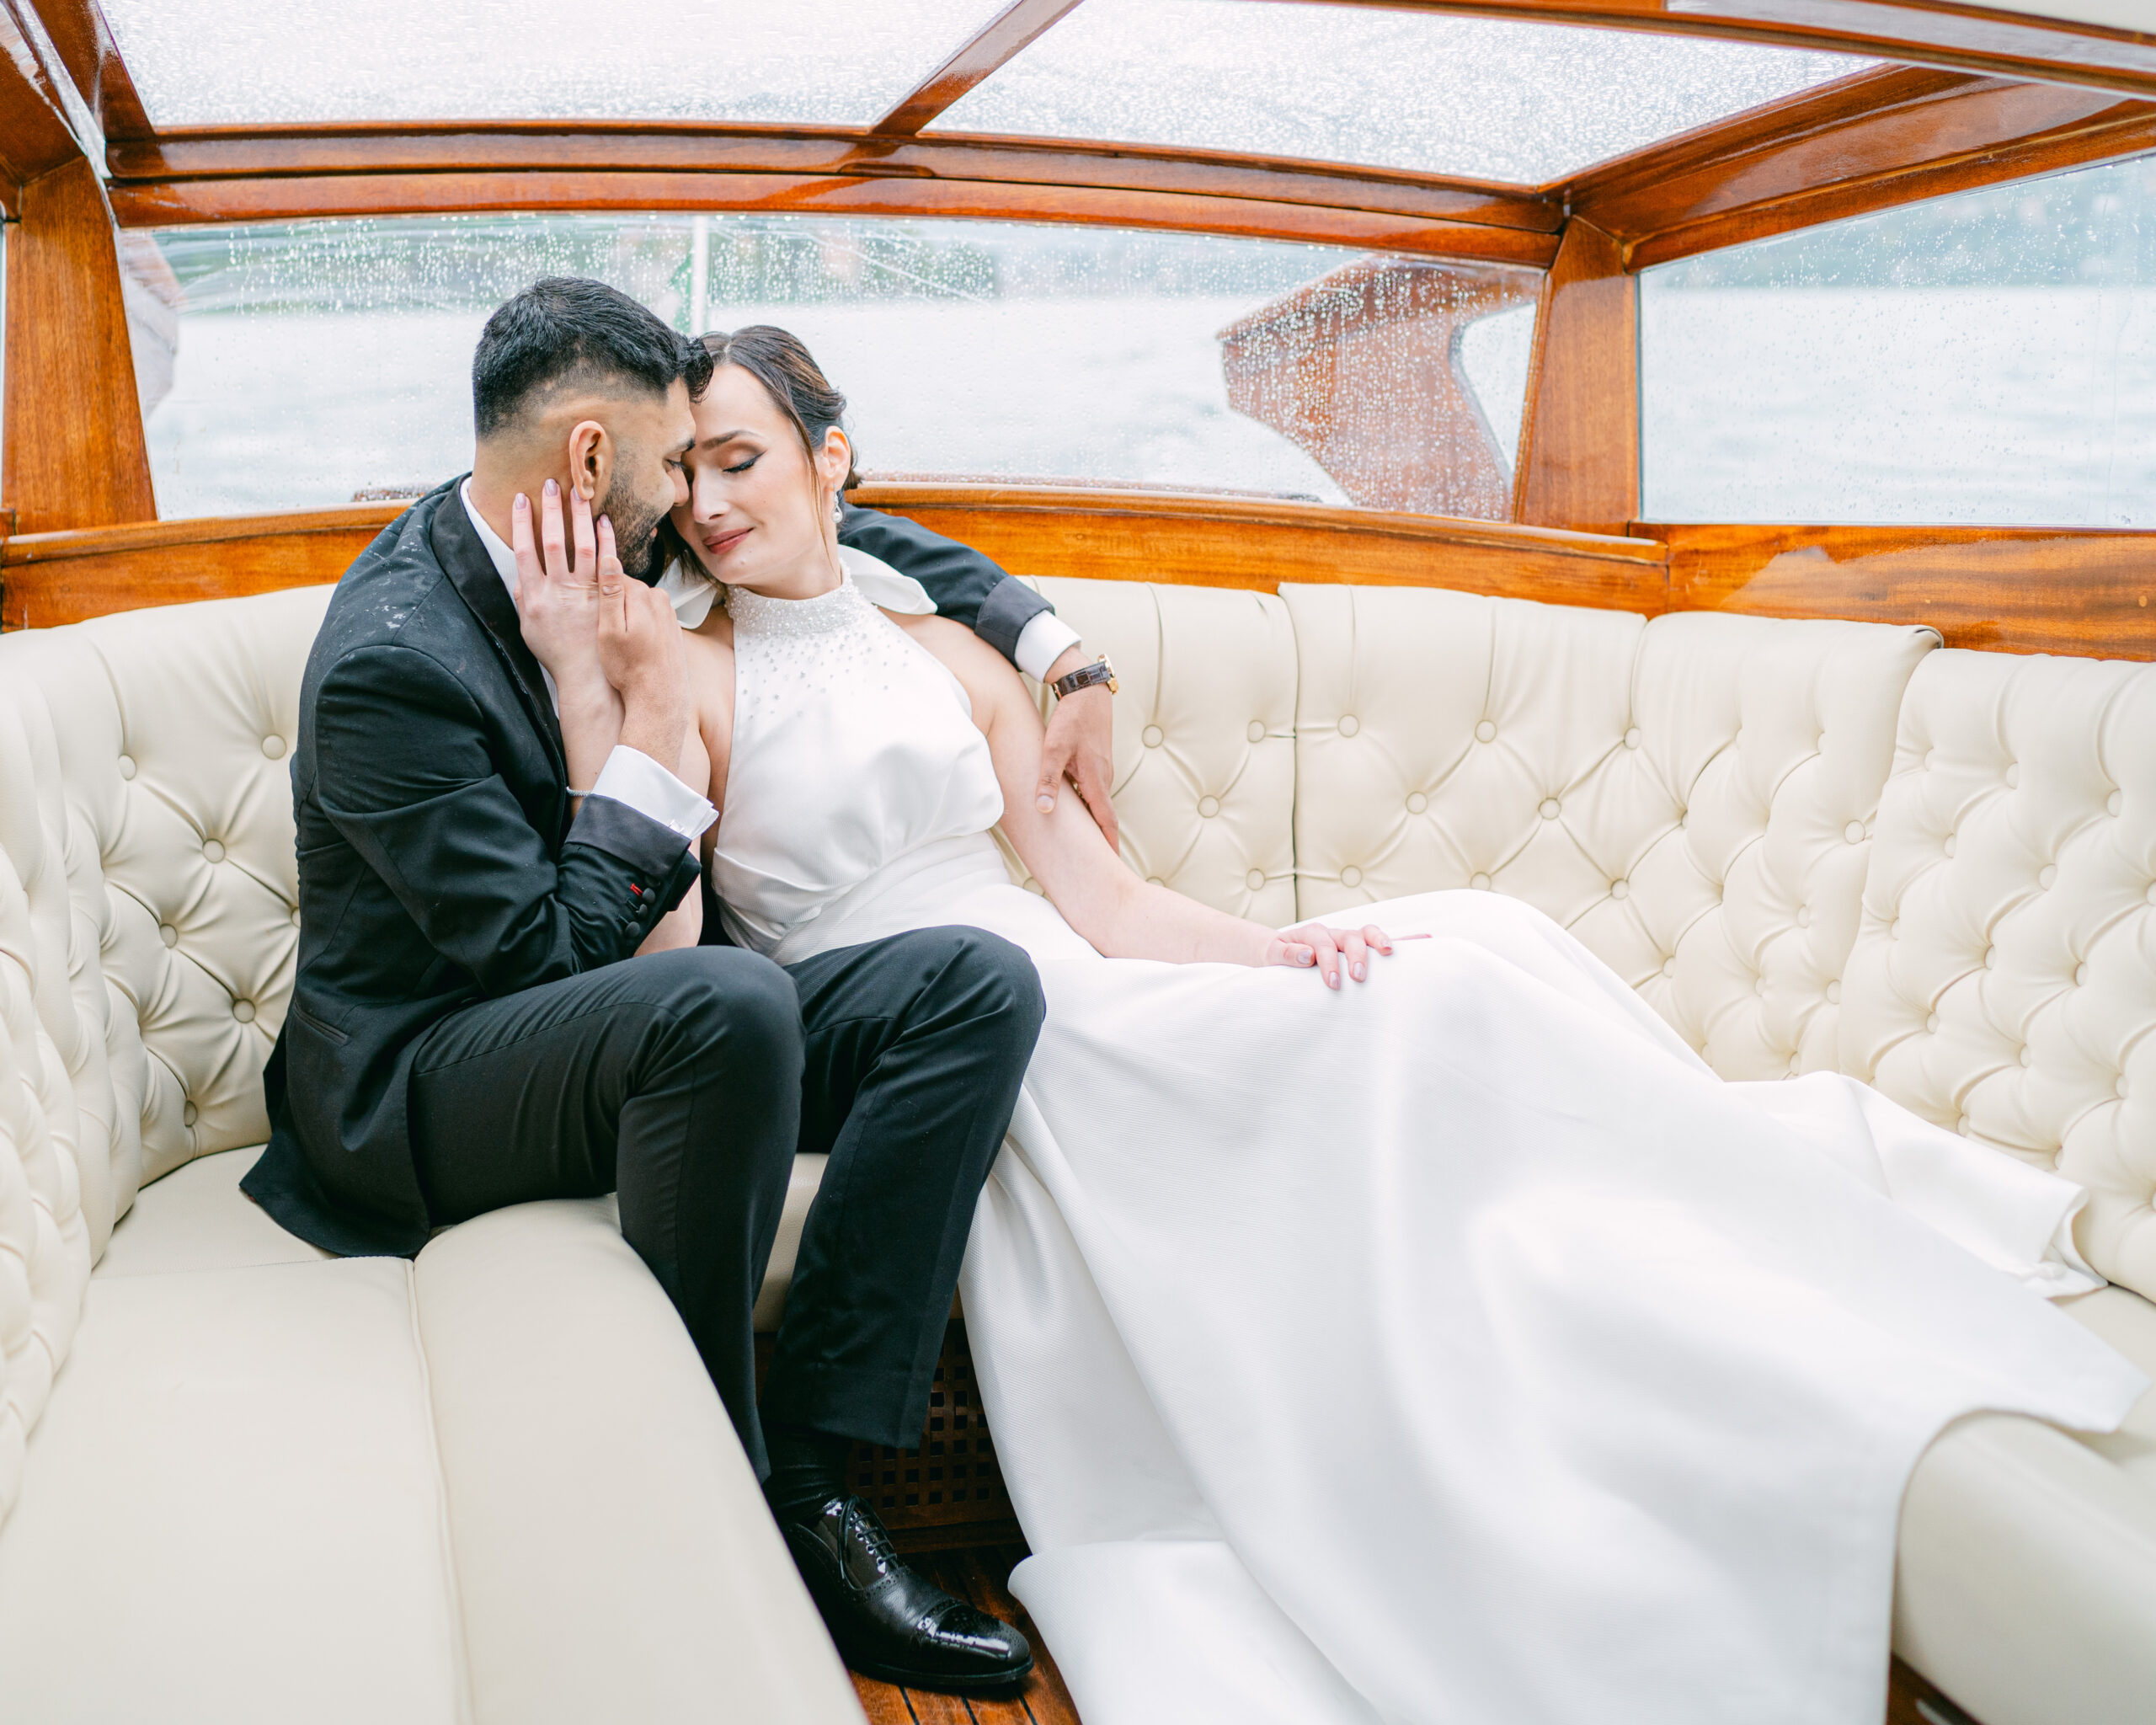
[724,453,760,474]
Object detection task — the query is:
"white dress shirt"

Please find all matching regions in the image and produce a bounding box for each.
[460,482,717,842]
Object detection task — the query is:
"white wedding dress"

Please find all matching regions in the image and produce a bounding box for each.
[708,558,2147,1725]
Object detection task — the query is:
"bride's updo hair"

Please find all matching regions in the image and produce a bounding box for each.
[692,324,861,491]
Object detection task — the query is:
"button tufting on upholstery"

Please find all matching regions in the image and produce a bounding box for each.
[1753,976,1766,996]
[2119,1076,2132,1100]
[2076,963,2090,986]
[2005,763,2020,788]
[1957,1115,1971,1135]
[1198,796,1220,818]
[1844,820,1865,844]
[1609,879,1629,900]
[1927,1013,1942,1033]
[202,839,226,862]
[1797,905,1812,927]
[290,905,302,927]
[1984,946,1997,969]
[182,1101,198,1128]
[2020,1047,2033,1067]
[261,734,286,759]
[1146,877,1164,887]
[2146,882,2156,905]
[1540,798,1561,820]
[1944,834,1957,857]
[1245,868,1266,891]
[1340,865,1364,888]
[1470,873,1491,891]
[2109,790,2124,816]
[232,1000,256,1023]
[1623,727,1641,749]
[1406,793,1428,814]
[2040,864,2058,889]
[1337,714,1359,737]
[1662,956,1676,977]
[1826,980,1841,1003]
[1246,721,1266,744]
[1474,720,1496,743]
[1141,724,1163,749]
[1788,1055,1802,1076]
[116,753,136,779]
[158,924,178,948]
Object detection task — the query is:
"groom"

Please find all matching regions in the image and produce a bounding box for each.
[247,278,1102,1695]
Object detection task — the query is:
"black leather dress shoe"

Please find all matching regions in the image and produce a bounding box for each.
[782,1495,1034,1694]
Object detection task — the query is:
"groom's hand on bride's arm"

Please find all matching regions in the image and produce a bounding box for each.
[1264,922,1399,990]
[1038,644,1118,849]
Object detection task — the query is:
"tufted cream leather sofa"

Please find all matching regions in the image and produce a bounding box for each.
[1,572,2152,1725]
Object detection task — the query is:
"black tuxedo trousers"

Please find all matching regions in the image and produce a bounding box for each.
[408,929,1041,1471]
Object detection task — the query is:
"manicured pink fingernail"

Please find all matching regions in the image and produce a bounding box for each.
[1353,964,1364,980]
[1036,795,1055,813]
[544,478,558,496]
[514,492,528,511]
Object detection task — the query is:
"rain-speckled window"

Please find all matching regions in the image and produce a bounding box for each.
[131,214,1541,522]
[931,0,1870,184]
[1641,152,2156,526]
[99,0,1011,126]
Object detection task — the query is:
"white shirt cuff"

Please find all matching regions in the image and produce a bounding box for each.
[589,745,717,841]
[1015,611,1082,683]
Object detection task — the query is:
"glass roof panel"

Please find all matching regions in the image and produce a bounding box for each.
[100,0,1008,127]
[930,0,1875,185]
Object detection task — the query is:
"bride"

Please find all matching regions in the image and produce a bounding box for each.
[625,327,2138,1724]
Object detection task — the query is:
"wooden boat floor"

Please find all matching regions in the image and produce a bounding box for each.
[851,1543,1081,1725]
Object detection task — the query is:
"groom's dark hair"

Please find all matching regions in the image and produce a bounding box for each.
[472,276,713,439]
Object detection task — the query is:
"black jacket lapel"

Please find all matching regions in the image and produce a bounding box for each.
[430,483,568,782]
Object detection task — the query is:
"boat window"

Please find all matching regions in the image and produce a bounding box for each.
[928,0,1870,184]
[135,213,1540,522]
[98,0,1013,126]
[1640,152,2156,526]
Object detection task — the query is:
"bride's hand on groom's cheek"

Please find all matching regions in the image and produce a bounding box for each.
[1264,922,1400,989]
[595,515,691,764]
[511,481,606,689]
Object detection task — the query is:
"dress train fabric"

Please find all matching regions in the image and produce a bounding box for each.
[707,565,2146,1725]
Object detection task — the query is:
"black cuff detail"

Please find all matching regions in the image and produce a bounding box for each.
[566,793,692,879]
[655,845,702,916]
[974,576,1053,667]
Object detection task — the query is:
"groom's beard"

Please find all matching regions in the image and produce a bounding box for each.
[606,494,670,585]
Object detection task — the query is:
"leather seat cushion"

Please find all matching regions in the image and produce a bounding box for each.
[1896,1284,2156,1725]
[0,1258,467,1724]
[101,1146,829,1332]
[1,1183,860,1725]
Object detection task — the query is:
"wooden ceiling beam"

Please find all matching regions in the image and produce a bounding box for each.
[1294,3,2156,101]
[106,167,1562,268]
[1571,62,2156,264]
[104,123,1563,238]
[25,0,149,140]
[873,0,1088,136]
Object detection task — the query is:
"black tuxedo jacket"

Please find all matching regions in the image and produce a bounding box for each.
[244,478,1053,1256]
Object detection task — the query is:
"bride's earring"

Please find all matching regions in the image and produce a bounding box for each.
[831,491,843,531]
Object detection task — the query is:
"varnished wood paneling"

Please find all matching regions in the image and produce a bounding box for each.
[3,156,155,535]
[1573,67,2156,266]
[107,124,1559,235]
[108,169,1559,267]
[0,3,88,203]
[0,503,396,628]
[1308,2,2156,101]
[26,0,152,139]
[867,483,1668,612]
[873,0,1089,136]
[0,488,1667,630]
[1514,221,1637,537]
[1661,521,2156,660]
